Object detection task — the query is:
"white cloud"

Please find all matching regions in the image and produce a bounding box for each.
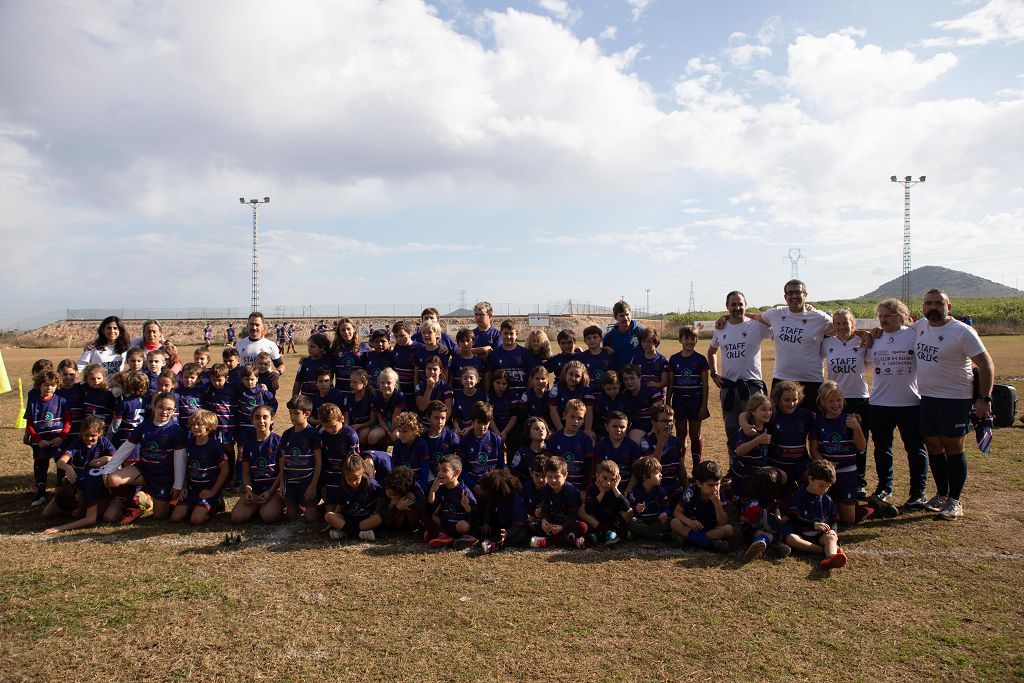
[726,44,772,67]
[536,0,581,24]
[786,32,958,115]
[599,25,618,40]
[610,43,643,70]
[930,0,1024,46]
[757,16,784,44]
[626,0,650,22]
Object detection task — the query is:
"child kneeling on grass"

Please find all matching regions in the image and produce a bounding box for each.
[670,460,733,554]
[477,468,531,554]
[42,416,114,534]
[170,410,229,525]
[783,459,847,569]
[325,454,384,542]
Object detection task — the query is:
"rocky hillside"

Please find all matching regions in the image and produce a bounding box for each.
[860,266,1023,299]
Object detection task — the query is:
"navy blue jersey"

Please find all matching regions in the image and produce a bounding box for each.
[768,408,815,470]
[547,429,595,490]
[280,424,321,484]
[337,477,385,520]
[235,386,277,444]
[310,388,346,420]
[413,379,454,427]
[61,436,116,475]
[434,481,477,525]
[631,350,669,388]
[488,491,529,531]
[413,329,457,352]
[814,413,858,475]
[733,429,770,493]
[549,381,595,420]
[639,432,684,492]
[56,384,84,439]
[343,390,374,427]
[129,419,187,477]
[242,432,281,493]
[257,370,281,395]
[594,436,641,488]
[333,349,361,399]
[390,342,423,394]
[540,483,581,525]
[144,368,159,393]
[457,430,505,488]
[274,326,285,344]
[787,486,839,531]
[677,484,720,529]
[593,391,629,435]
[227,366,244,388]
[177,385,205,426]
[186,436,226,490]
[413,344,451,378]
[472,327,501,350]
[363,350,393,388]
[585,484,629,526]
[448,353,484,392]
[621,386,664,433]
[627,484,671,522]
[668,352,709,400]
[25,394,69,442]
[521,477,543,514]
[112,395,147,445]
[81,386,115,424]
[424,428,460,477]
[203,384,237,444]
[371,389,406,427]
[575,349,619,391]
[295,355,335,397]
[486,345,535,393]
[544,352,575,380]
[392,437,431,489]
[519,387,552,424]
[488,389,517,432]
[319,424,361,481]
[226,326,236,343]
[451,388,487,431]
[509,444,544,483]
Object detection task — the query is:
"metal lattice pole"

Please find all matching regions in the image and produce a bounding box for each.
[239,197,270,312]
[890,176,925,304]
[784,248,806,280]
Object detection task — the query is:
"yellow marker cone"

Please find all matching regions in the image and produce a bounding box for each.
[15,377,28,429]
[0,348,11,394]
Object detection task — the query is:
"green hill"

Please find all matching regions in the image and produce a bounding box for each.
[860,265,1023,299]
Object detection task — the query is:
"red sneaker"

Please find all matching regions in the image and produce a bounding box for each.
[819,547,848,569]
[427,533,455,549]
[120,506,144,526]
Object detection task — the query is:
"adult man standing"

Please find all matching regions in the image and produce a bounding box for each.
[707,291,771,464]
[603,300,646,368]
[748,280,832,411]
[236,311,286,374]
[914,289,993,520]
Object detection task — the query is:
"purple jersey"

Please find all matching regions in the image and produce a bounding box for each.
[310,388,346,421]
[343,390,374,427]
[56,384,84,439]
[363,350,393,388]
[61,435,116,475]
[639,432,684,492]
[787,486,839,534]
[668,352,709,403]
[457,430,505,488]
[584,484,629,526]
[509,443,544,483]
[594,436,641,488]
[486,344,535,393]
[627,484,671,523]
[186,435,227,490]
[129,419,187,477]
[235,386,277,444]
[472,327,501,351]
[112,395,147,445]
[336,477,384,520]
[371,389,406,428]
[319,424,362,484]
[545,352,575,380]
[452,388,487,431]
[549,381,595,421]
[390,342,423,394]
[242,432,281,494]
[488,389,517,432]
[333,348,361,400]
[413,379,454,427]
[203,384,237,445]
[295,355,335,397]
[81,386,115,425]
[176,384,205,426]
[280,424,321,484]
[519,387,552,425]
[677,483,720,529]
[575,349,619,391]
[540,482,581,525]
[434,480,477,525]
[25,394,69,442]
[631,350,669,388]
[392,437,431,489]
[768,407,815,471]
[814,413,858,475]
[424,428,460,477]
[621,386,664,433]
[547,429,595,490]
[448,353,484,392]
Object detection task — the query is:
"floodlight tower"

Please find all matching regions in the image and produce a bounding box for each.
[784,248,806,280]
[890,175,925,304]
[239,196,270,313]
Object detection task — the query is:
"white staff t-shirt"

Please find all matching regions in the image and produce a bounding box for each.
[710,319,772,382]
[236,336,282,367]
[913,318,986,399]
[821,336,869,399]
[868,326,919,407]
[761,307,832,383]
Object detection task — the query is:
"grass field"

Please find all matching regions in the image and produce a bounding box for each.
[2,339,1023,682]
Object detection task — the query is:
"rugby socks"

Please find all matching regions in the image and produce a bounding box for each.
[33,454,50,493]
[685,530,711,547]
[692,437,703,467]
[854,503,876,523]
[928,451,950,497]
[947,452,968,500]
[754,533,771,546]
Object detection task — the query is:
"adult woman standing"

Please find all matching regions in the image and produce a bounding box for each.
[131,319,182,374]
[77,316,129,379]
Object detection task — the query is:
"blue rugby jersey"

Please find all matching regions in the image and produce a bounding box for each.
[472,327,501,351]
[677,484,721,529]
[363,350,393,389]
[319,424,361,485]
[434,480,477,525]
[548,381,595,422]
[508,443,544,483]
[176,385,206,427]
[813,413,858,475]
[294,354,335,397]
[575,349,619,392]
[485,344,535,393]
[202,384,237,445]
[584,483,630,526]
[627,484,671,523]
[451,388,487,431]
[390,342,423,394]
[25,393,69,443]
[336,477,385,520]
[234,386,278,444]
[370,388,406,427]
[342,390,374,427]
[242,432,281,494]
[332,348,361,400]
[186,435,227,491]
[519,387,552,424]
[391,437,431,490]
[310,388,346,421]
[280,424,321,484]
[539,482,580,525]
[488,389,517,433]
[787,486,839,533]
[544,352,575,380]
[61,435,116,475]
[667,352,709,403]
[631,350,669,388]
[594,436,641,489]
[447,353,484,393]
[111,395,147,445]
[413,379,453,427]
[457,430,505,489]
[767,408,815,471]
[424,428,460,477]
[621,386,664,433]
[546,429,595,490]
[81,386,115,425]
[128,419,187,477]
[56,384,84,440]
[639,432,684,492]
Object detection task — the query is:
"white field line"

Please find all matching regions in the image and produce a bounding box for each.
[2,530,1022,560]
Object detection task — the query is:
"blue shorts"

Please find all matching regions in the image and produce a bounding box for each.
[828,471,859,505]
[138,466,175,501]
[671,394,703,420]
[79,468,110,506]
[772,459,810,488]
[183,486,223,510]
[284,479,313,505]
[919,396,972,438]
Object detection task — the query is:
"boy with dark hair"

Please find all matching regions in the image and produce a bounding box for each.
[485,319,534,394]
[381,465,426,534]
[626,455,671,541]
[457,401,505,492]
[631,327,669,389]
[580,459,630,547]
[449,328,485,392]
[784,459,847,569]
[545,329,578,379]
[531,456,587,548]
[594,410,640,490]
[670,460,732,553]
[576,325,619,393]
[426,454,478,549]
[280,394,322,523]
[546,398,595,494]
[390,321,423,394]
[423,400,460,479]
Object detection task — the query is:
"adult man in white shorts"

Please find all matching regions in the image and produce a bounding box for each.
[914,289,993,520]
[236,311,286,374]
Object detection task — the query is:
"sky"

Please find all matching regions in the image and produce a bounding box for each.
[1,0,1022,328]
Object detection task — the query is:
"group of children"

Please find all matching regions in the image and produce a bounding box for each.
[25,302,885,569]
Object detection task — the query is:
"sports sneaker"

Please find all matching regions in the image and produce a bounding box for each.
[820,547,848,569]
[770,542,792,558]
[428,533,455,549]
[903,495,928,511]
[868,493,900,518]
[743,539,768,563]
[585,532,600,547]
[529,536,548,548]
[937,498,963,521]
[856,486,868,500]
[136,492,154,515]
[30,493,49,508]
[602,530,620,547]
[710,539,730,554]
[453,534,479,550]
[871,489,894,504]
[481,540,498,555]
[119,506,144,525]
[329,529,348,541]
[358,530,376,542]
[573,535,586,549]
[922,495,947,513]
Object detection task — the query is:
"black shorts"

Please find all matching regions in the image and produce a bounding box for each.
[919,396,972,438]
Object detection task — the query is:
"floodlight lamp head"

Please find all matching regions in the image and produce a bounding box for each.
[890,176,898,182]
[250,199,258,204]
[239,197,246,203]
[905,176,912,182]
[919,176,925,182]
[263,197,270,203]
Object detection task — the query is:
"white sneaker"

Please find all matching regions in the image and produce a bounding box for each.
[30,493,49,508]
[358,529,376,542]
[922,495,947,513]
[328,529,347,541]
[937,498,963,521]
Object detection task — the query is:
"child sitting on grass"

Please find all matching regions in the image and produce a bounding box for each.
[783,459,847,569]
[326,454,384,542]
[425,455,478,550]
[380,466,426,535]
[41,416,114,534]
[740,466,791,562]
[580,459,630,547]
[670,460,733,554]
[477,468,531,554]
[170,409,229,525]
[626,455,671,542]
[530,456,587,549]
